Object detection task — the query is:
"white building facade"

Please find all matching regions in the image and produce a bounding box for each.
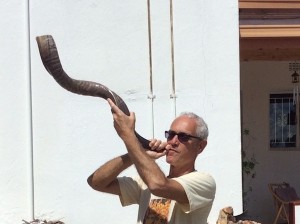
[0,1,242,223]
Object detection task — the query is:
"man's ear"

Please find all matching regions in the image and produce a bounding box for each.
[197,140,207,154]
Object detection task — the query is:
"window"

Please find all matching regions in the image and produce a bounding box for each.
[269,93,297,149]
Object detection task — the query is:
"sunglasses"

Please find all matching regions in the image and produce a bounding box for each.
[165,130,202,143]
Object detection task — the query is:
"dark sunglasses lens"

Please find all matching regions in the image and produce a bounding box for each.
[165,131,175,140]
[177,133,190,142]
[165,131,190,142]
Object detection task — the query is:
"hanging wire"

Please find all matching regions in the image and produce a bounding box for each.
[147,0,154,97]
[147,0,155,137]
[169,0,177,116]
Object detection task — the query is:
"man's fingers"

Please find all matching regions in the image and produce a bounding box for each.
[107,98,114,106]
[107,98,121,114]
[149,139,168,152]
[129,111,135,120]
[152,139,162,149]
[108,98,135,121]
[107,98,115,111]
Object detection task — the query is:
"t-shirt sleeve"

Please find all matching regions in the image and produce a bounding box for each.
[173,172,216,213]
[117,176,143,207]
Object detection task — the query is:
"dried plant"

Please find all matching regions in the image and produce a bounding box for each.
[22,219,64,224]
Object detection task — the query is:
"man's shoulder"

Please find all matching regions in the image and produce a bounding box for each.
[173,171,216,204]
[182,171,214,180]
[174,171,216,190]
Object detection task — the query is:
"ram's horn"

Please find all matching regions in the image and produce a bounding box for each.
[36,35,150,149]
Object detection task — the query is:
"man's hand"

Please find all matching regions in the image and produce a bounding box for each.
[107,98,136,140]
[108,98,168,160]
[146,139,169,159]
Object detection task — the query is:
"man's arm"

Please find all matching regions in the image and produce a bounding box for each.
[108,99,189,204]
[87,153,132,195]
[87,140,166,196]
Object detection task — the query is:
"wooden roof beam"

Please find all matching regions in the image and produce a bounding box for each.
[239,0,300,9]
[240,25,300,38]
[240,38,300,61]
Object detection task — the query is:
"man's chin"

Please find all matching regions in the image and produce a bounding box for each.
[166,156,174,164]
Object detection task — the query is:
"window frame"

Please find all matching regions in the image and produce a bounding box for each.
[269,92,299,151]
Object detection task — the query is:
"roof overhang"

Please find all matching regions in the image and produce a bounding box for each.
[239,1,300,61]
[239,0,300,9]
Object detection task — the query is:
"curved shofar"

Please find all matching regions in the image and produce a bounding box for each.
[36,35,151,149]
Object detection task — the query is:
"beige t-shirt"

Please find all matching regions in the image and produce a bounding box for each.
[118,172,216,224]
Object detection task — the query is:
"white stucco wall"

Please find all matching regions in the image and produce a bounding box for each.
[0,1,33,223]
[1,1,242,223]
